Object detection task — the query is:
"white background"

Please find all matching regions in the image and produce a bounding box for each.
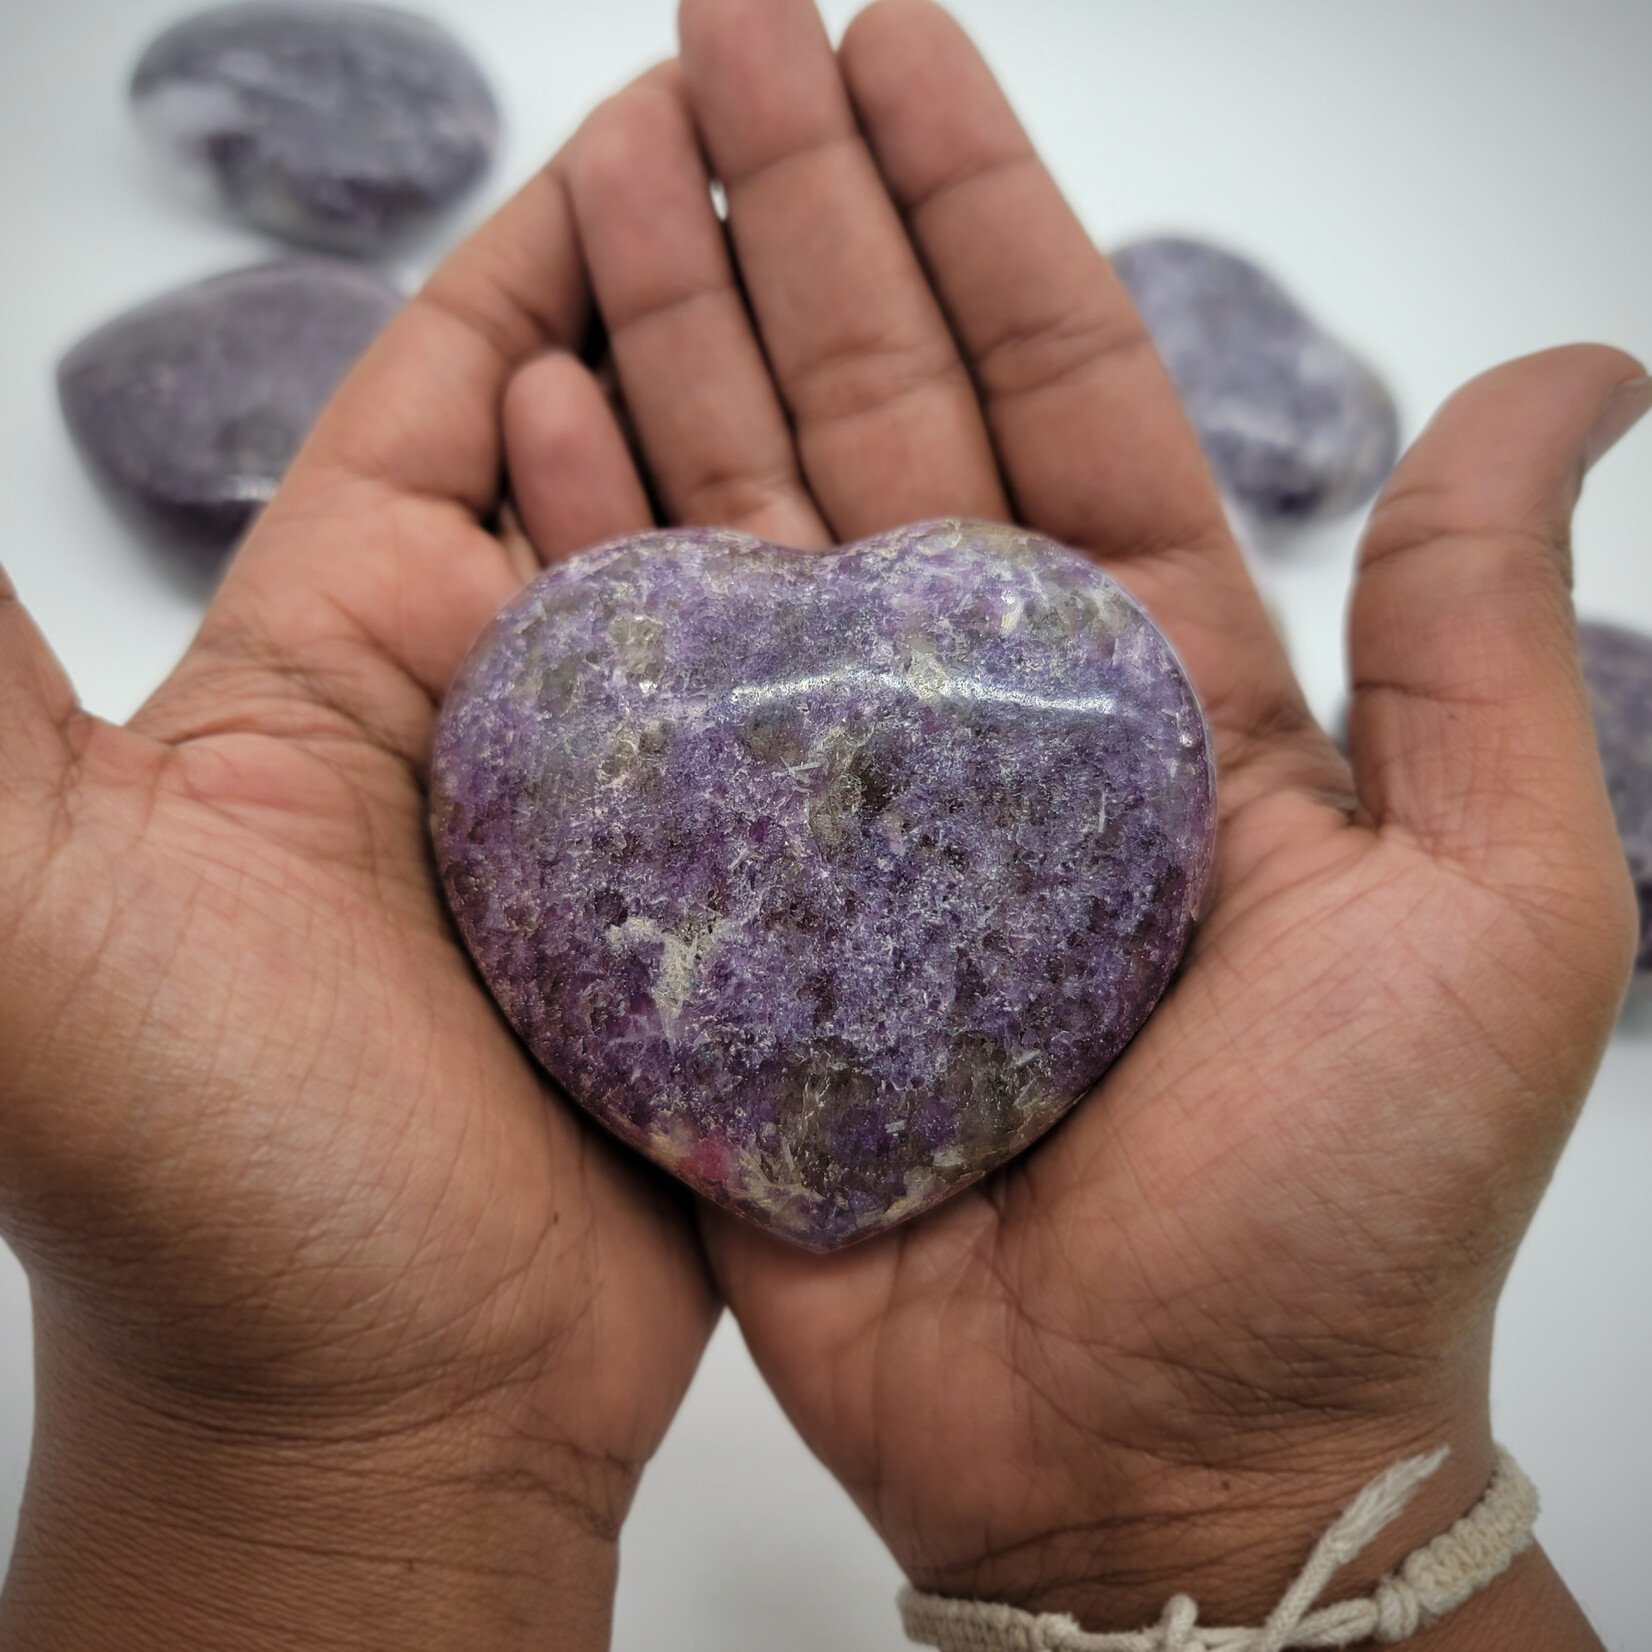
[2,0,1650,1646]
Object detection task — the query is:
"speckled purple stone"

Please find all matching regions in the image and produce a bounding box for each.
[132,1,499,252]
[1113,236,1400,526]
[431,522,1216,1249]
[57,259,400,551]
[1580,621,1652,974]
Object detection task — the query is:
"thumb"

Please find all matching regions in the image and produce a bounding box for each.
[0,564,89,1129]
[1347,346,1648,907]
[0,563,82,800]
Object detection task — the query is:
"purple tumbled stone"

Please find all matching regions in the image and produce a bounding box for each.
[1113,235,1400,526]
[431,522,1217,1249]
[1580,621,1652,974]
[132,1,499,253]
[57,259,400,551]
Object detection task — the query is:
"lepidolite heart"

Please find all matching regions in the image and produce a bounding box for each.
[58,260,401,552]
[431,522,1216,1248]
[132,2,499,253]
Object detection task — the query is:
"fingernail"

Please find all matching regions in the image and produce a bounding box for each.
[1586,374,1652,467]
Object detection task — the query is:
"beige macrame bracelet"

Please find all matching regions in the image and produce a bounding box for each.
[899,1445,1537,1652]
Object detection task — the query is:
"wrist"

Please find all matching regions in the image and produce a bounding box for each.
[1,1316,625,1652]
[908,1406,1509,1635]
[905,1414,1599,1645]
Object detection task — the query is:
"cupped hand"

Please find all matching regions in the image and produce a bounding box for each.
[0,157,716,1650]
[536,0,1645,1635]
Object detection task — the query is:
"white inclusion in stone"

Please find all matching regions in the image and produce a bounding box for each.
[606,915,732,1038]
[136,79,247,148]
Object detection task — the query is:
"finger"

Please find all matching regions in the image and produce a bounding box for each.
[296,162,588,520]
[677,0,1009,539]
[838,0,1309,769]
[568,70,831,550]
[505,352,656,562]
[133,159,589,764]
[1349,345,1650,872]
[840,0,1228,562]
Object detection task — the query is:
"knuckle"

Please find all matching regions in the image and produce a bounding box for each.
[907,148,1039,228]
[974,305,1155,405]
[725,129,859,195]
[677,464,803,534]
[788,325,968,429]
[1364,478,1571,587]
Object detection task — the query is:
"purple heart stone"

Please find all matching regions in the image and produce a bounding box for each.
[1113,235,1400,527]
[431,522,1217,1248]
[131,1,499,253]
[57,259,400,552]
[1580,621,1652,974]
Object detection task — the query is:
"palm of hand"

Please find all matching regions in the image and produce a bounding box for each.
[717,782,1624,1601]
[530,0,1639,1613]
[0,180,713,1509]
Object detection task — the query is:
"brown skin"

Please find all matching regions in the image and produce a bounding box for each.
[522,0,1641,1642]
[0,160,717,1652]
[0,0,1644,1646]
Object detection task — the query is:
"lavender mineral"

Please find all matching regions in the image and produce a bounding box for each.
[1580,621,1652,975]
[1114,235,1400,527]
[432,523,1217,1248]
[57,259,400,551]
[132,1,499,252]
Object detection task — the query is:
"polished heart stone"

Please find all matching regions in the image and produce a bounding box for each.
[58,259,400,552]
[1580,621,1652,975]
[132,1,499,252]
[1113,235,1400,527]
[431,522,1216,1249]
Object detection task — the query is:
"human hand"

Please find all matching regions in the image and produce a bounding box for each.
[0,158,717,1652]
[546,0,1646,1641]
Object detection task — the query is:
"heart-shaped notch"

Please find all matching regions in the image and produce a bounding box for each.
[431,521,1216,1249]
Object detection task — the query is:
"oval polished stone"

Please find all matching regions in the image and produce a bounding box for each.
[1113,235,1400,527]
[58,259,400,551]
[1580,621,1652,974]
[132,1,499,252]
[431,522,1217,1249]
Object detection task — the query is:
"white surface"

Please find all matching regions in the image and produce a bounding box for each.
[2,0,1650,1647]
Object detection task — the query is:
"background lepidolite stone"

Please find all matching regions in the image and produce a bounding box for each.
[57,259,401,551]
[431,522,1217,1249]
[1114,235,1401,527]
[1580,621,1652,975]
[132,1,499,252]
